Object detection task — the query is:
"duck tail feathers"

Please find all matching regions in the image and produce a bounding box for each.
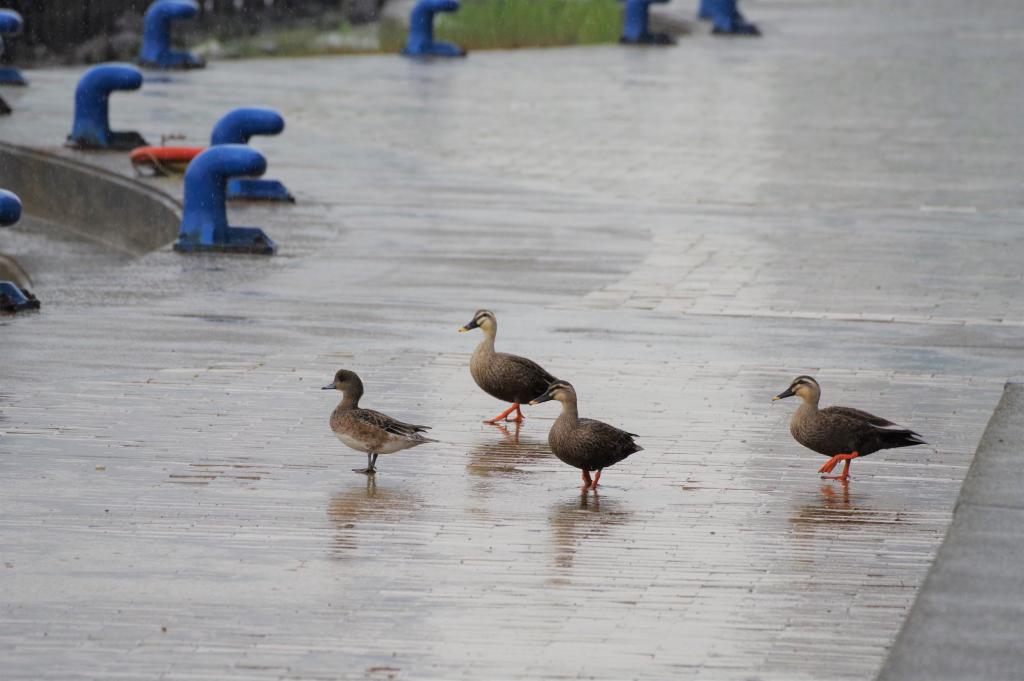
[881,429,926,449]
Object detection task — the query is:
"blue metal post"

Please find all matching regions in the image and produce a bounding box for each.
[174,145,277,255]
[0,189,22,226]
[0,188,40,313]
[697,0,712,20]
[0,10,27,86]
[620,0,674,45]
[139,0,205,69]
[705,0,760,35]
[402,0,466,58]
[67,64,148,150]
[210,108,294,202]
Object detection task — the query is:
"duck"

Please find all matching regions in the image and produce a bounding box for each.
[322,369,436,474]
[458,309,557,424]
[530,380,642,490]
[773,375,926,481]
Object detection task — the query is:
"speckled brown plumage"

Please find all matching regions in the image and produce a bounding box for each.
[775,375,925,480]
[460,310,556,421]
[470,349,555,405]
[530,380,641,489]
[323,369,435,474]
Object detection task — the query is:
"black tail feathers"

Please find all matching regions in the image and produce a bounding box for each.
[882,429,926,449]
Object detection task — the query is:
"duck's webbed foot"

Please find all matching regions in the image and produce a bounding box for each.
[819,452,858,480]
[353,452,378,475]
[590,469,602,490]
[581,469,593,490]
[484,403,523,424]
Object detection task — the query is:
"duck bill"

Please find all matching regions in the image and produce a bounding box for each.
[321,384,335,390]
[772,388,795,401]
[458,319,479,333]
[529,393,553,406]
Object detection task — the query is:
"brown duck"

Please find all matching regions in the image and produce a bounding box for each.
[322,369,436,474]
[530,380,642,490]
[773,375,926,481]
[458,309,556,424]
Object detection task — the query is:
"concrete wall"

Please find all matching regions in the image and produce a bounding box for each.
[0,142,181,256]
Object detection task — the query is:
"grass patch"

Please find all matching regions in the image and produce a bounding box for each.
[380,0,622,52]
[198,0,622,60]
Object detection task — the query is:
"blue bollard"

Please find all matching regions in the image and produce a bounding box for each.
[402,0,466,58]
[620,0,674,45]
[67,64,148,150]
[0,10,27,86]
[0,188,40,313]
[705,0,760,35]
[173,145,277,255]
[210,107,294,203]
[139,0,205,69]
[0,189,22,226]
[697,0,712,20]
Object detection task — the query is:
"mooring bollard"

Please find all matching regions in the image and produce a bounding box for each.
[402,0,466,58]
[174,145,277,255]
[210,107,294,203]
[620,0,674,45]
[67,64,148,150]
[703,0,760,35]
[0,189,40,313]
[0,10,27,86]
[139,0,205,69]
[0,189,22,226]
[697,0,712,20]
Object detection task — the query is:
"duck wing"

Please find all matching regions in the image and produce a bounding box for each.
[580,418,644,459]
[823,406,922,437]
[824,406,896,428]
[819,406,925,453]
[352,409,435,440]
[496,352,557,401]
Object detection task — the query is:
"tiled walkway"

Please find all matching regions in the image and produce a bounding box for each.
[1,0,1022,678]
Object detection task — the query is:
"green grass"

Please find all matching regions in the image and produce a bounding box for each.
[381,0,622,52]
[203,0,621,60]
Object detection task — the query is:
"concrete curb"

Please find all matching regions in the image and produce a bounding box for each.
[876,382,1024,681]
[0,141,180,256]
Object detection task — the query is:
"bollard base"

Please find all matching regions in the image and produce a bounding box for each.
[706,0,760,36]
[139,52,206,70]
[402,41,467,58]
[0,67,28,86]
[711,22,761,36]
[227,178,295,203]
[620,32,676,46]
[173,227,277,256]
[67,130,150,151]
[0,281,40,314]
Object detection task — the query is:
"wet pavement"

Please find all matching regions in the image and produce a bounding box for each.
[2,0,1023,679]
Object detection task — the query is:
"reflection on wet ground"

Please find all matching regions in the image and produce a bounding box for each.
[790,483,897,532]
[466,422,549,477]
[328,477,423,556]
[548,490,632,571]
[3,0,1024,677]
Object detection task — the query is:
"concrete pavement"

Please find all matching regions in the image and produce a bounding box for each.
[1,0,1022,679]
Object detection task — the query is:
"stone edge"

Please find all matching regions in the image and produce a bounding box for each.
[876,381,1024,681]
[0,141,181,257]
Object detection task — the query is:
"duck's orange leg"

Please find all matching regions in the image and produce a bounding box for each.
[590,469,602,490]
[510,403,525,423]
[484,403,521,424]
[581,469,593,490]
[820,452,859,480]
